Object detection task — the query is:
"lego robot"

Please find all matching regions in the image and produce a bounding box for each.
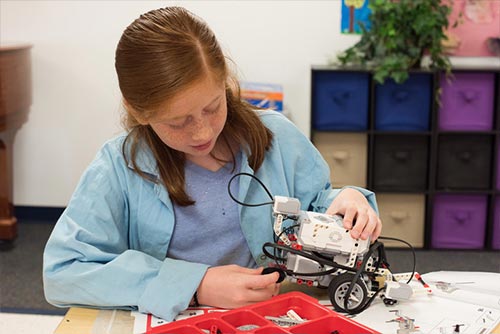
[263,196,417,314]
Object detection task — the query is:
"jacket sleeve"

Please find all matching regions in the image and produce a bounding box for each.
[43,144,209,321]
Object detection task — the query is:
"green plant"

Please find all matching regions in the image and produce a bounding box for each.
[336,0,456,84]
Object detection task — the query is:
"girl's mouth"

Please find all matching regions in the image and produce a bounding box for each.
[192,140,212,151]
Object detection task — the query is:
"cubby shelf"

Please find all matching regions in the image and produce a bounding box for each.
[310,65,500,250]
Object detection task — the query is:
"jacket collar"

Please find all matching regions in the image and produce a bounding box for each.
[123,137,160,181]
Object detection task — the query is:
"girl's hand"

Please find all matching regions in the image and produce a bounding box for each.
[325,187,382,241]
[196,265,281,309]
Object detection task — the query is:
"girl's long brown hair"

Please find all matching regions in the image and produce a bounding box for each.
[115,7,273,206]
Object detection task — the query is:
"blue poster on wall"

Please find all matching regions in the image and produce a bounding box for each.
[341,0,371,34]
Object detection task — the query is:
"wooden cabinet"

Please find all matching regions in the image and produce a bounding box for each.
[0,44,32,241]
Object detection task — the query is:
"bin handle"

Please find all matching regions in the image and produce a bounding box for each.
[331,150,349,162]
[393,90,409,102]
[453,211,469,223]
[330,91,351,106]
[390,211,408,223]
[459,90,479,103]
[457,151,472,162]
[393,150,410,162]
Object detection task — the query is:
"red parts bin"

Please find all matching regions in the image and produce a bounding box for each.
[147,291,379,334]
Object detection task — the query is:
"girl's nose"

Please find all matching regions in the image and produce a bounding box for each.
[191,118,213,141]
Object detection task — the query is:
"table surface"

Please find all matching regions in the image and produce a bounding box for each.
[51,272,500,334]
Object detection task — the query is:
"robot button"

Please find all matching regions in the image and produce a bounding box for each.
[329,231,342,242]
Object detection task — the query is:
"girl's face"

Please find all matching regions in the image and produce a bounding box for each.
[146,75,228,162]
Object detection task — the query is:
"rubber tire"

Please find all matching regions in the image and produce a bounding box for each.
[328,273,368,313]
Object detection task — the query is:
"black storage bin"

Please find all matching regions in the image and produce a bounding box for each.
[372,135,429,191]
[437,134,493,190]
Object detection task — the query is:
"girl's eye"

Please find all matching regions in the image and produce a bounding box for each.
[167,116,192,129]
[168,123,185,129]
[205,103,221,114]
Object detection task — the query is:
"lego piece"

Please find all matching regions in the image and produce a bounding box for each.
[415,272,432,294]
[286,309,304,322]
[387,310,420,334]
[273,196,300,216]
[264,315,303,327]
[385,281,414,301]
[236,324,259,330]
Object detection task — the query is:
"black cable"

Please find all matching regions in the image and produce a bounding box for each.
[262,242,372,275]
[227,172,274,207]
[263,240,388,315]
[227,172,417,315]
[340,237,416,314]
[378,236,416,284]
[285,267,340,277]
[341,241,383,314]
[333,237,416,314]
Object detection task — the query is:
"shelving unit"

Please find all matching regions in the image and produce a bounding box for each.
[310,65,500,250]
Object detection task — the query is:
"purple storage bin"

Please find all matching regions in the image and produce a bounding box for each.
[431,194,487,249]
[439,72,495,130]
[493,197,500,249]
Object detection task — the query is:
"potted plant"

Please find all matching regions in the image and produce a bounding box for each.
[335,0,457,84]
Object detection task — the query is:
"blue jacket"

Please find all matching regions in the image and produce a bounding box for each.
[43,111,377,320]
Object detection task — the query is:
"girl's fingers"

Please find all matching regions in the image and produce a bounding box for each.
[360,214,377,240]
[231,266,263,275]
[371,217,383,240]
[350,209,368,239]
[342,206,357,230]
[246,284,279,302]
[246,272,279,289]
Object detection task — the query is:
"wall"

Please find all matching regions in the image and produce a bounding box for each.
[1,0,361,207]
[2,0,498,208]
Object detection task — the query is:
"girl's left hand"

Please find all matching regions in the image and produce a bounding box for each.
[325,188,382,241]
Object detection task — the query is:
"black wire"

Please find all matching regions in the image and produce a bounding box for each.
[341,241,383,314]
[227,172,417,314]
[263,240,393,315]
[378,236,416,284]
[339,236,417,314]
[227,172,274,207]
[262,242,371,275]
[285,267,340,277]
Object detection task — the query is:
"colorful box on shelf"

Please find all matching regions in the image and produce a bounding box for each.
[438,72,496,131]
[431,194,488,249]
[240,82,283,112]
[145,291,379,334]
[374,73,432,131]
[311,71,369,130]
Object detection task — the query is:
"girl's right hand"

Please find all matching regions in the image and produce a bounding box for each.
[196,265,280,309]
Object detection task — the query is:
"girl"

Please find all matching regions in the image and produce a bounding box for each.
[43,6,381,321]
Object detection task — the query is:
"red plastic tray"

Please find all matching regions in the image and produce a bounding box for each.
[147,291,379,334]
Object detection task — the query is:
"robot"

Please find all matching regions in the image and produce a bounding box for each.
[262,195,418,314]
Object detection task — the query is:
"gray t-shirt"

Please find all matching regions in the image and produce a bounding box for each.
[167,153,256,268]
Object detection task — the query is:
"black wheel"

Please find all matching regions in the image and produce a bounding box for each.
[328,273,368,313]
